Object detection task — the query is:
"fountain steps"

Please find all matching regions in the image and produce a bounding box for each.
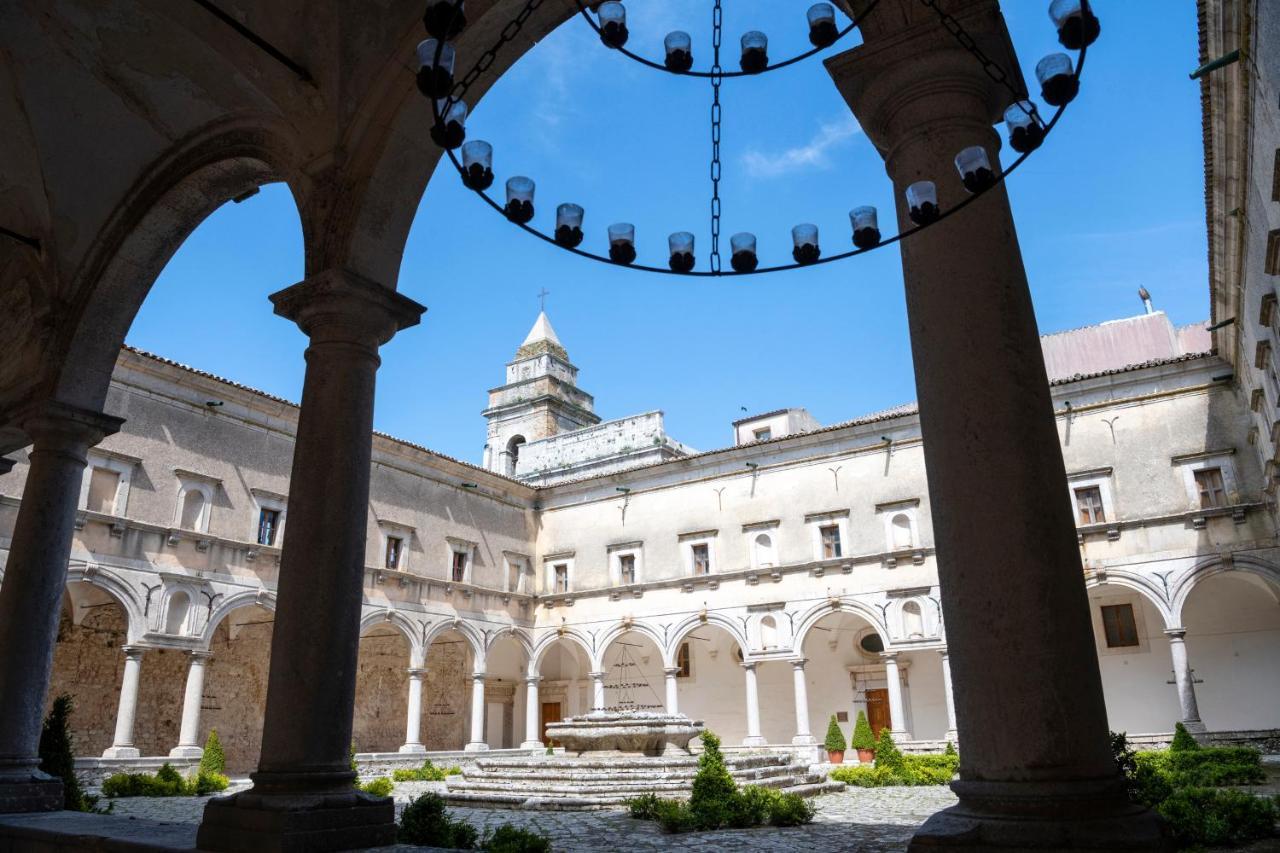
[441,779,844,811]
[466,755,797,782]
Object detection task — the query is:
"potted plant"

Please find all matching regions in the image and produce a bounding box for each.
[824,715,847,764]
[852,710,876,763]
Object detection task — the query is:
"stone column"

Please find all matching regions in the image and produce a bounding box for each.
[197,270,423,851]
[464,672,489,752]
[1164,629,1205,733]
[171,651,213,758]
[882,653,910,739]
[790,659,816,745]
[521,676,543,749]
[741,662,766,747]
[0,401,121,813]
[940,649,958,744]
[589,670,606,713]
[102,646,146,759]
[828,5,1164,848]
[663,667,680,715]
[399,668,426,754]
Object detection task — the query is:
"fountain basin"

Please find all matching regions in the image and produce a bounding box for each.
[545,711,705,756]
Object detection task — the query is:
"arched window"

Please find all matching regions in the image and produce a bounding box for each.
[165,591,191,635]
[760,615,778,648]
[179,489,206,530]
[891,513,914,549]
[753,533,775,569]
[902,601,924,639]
[506,435,526,476]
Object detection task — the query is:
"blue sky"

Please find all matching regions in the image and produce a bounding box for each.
[129,1,1208,462]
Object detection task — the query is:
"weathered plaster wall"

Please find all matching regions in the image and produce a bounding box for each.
[202,612,273,774]
[353,628,411,754]
[46,601,127,757]
[421,639,469,751]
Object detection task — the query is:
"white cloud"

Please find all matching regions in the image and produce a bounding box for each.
[739,115,861,179]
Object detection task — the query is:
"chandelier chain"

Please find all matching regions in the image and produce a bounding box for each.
[709,0,724,274]
[917,0,1043,128]
[448,0,544,105]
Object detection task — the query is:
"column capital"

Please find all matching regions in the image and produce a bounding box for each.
[270,269,425,348]
[789,657,808,670]
[524,674,542,685]
[663,667,681,677]
[880,651,900,663]
[1163,628,1188,641]
[407,667,426,678]
[588,670,607,681]
[938,647,949,659]
[121,645,147,661]
[740,660,758,672]
[8,400,123,455]
[470,671,487,683]
[189,650,214,663]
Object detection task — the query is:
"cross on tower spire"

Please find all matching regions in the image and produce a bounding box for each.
[537,288,550,313]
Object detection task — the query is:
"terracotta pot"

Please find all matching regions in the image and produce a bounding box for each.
[856,748,875,763]
[827,750,845,765]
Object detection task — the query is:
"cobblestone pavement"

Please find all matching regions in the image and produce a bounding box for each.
[103,780,959,852]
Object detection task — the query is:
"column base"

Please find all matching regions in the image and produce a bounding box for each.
[463,742,490,753]
[741,736,767,747]
[0,766,63,814]
[908,778,1171,852]
[197,787,394,852]
[1179,719,1207,734]
[397,743,426,754]
[520,741,545,751]
[101,746,140,759]
[944,730,959,745]
[169,745,205,759]
[791,734,817,746]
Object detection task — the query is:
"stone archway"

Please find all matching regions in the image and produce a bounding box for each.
[667,622,752,744]
[598,629,667,715]
[47,584,133,758]
[421,628,479,751]
[353,625,413,754]
[1085,581,1180,735]
[201,604,275,775]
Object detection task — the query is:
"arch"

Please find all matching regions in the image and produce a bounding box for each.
[485,625,535,664]
[65,563,145,643]
[50,118,309,415]
[593,620,666,673]
[506,435,526,477]
[665,612,750,668]
[201,588,277,646]
[1170,554,1280,626]
[359,607,425,666]
[530,628,594,676]
[1084,570,1175,629]
[793,597,890,654]
[423,618,486,671]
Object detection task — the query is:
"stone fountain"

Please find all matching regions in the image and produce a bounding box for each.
[442,710,841,809]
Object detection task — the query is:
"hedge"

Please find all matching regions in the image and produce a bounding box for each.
[101,763,229,798]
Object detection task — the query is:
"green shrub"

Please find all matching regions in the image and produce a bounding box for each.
[199,730,226,775]
[398,792,479,848]
[830,765,894,787]
[729,785,774,829]
[358,777,394,797]
[101,765,226,799]
[768,791,816,827]
[873,729,904,772]
[392,760,463,782]
[823,715,847,753]
[654,798,696,833]
[1157,787,1278,847]
[943,741,957,757]
[481,823,553,853]
[688,731,737,830]
[830,753,956,788]
[1169,747,1266,787]
[39,694,105,813]
[851,711,875,751]
[627,792,662,820]
[1169,721,1200,753]
[193,771,230,795]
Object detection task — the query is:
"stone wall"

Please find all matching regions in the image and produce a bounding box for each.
[422,639,469,751]
[47,603,128,757]
[353,628,410,754]
[202,612,273,774]
[132,646,188,758]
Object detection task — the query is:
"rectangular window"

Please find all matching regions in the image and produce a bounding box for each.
[507,559,522,593]
[86,467,120,514]
[553,563,569,593]
[257,508,280,546]
[618,553,636,585]
[1074,486,1106,525]
[1193,467,1227,508]
[452,550,468,582]
[753,427,772,442]
[691,543,710,575]
[1273,148,1280,202]
[1267,229,1280,276]
[1100,603,1140,648]
[820,524,842,559]
[385,536,403,570]
[676,642,691,678]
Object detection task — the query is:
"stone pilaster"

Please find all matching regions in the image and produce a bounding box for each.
[0,400,122,813]
[827,3,1166,847]
[197,269,423,851]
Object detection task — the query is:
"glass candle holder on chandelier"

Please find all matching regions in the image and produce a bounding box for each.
[417,0,1094,276]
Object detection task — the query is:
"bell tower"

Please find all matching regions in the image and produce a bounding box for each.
[482,311,600,476]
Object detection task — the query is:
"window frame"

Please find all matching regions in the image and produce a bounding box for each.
[875,500,921,553]
[805,509,850,563]
[753,427,772,442]
[607,542,643,587]
[1073,484,1106,525]
[675,641,693,678]
[173,472,219,534]
[249,490,287,548]
[1090,593,1150,656]
[1173,452,1238,511]
[503,551,530,594]
[1099,603,1140,649]
[1192,467,1228,509]
[678,531,717,577]
[79,452,138,517]
[542,553,575,594]
[1065,469,1115,528]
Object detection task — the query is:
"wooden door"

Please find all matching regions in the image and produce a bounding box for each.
[865,689,891,737]
[541,702,563,746]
